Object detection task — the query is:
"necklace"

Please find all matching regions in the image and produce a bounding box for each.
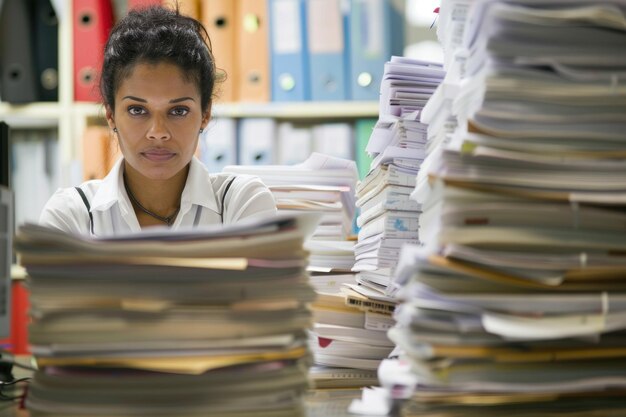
[124,176,180,226]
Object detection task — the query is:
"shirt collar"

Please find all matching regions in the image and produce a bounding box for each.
[181,157,219,214]
[90,157,219,214]
[90,157,127,212]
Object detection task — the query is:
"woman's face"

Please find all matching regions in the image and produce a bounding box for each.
[106,61,209,182]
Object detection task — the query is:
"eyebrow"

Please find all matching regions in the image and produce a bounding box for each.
[170,97,195,103]
[121,96,195,103]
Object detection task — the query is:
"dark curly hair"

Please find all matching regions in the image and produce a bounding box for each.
[99,5,216,114]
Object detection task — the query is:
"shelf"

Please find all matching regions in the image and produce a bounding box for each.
[12,101,380,122]
[0,102,63,128]
[212,101,380,119]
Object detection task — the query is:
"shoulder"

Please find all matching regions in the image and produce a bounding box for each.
[209,172,266,191]
[39,180,101,234]
[211,173,277,223]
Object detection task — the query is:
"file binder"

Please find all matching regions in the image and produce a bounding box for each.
[349,0,404,101]
[12,130,60,226]
[277,122,312,165]
[127,0,161,10]
[73,0,114,102]
[312,123,353,160]
[199,117,236,173]
[355,118,376,179]
[269,0,310,101]
[238,118,275,165]
[307,0,348,101]
[0,0,38,103]
[163,0,200,19]
[82,126,119,181]
[237,0,270,102]
[33,0,59,102]
[0,122,9,187]
[202,0,238,102]
[2,281,29,355]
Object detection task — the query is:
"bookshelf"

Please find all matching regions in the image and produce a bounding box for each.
[0,1,386,186]
[0,0,438,230]
[71,100,380,121]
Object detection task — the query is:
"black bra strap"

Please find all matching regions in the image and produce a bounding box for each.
[75,187,94,235]
[220,176,236,223]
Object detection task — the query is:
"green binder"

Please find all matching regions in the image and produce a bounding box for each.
[355,118,376,180]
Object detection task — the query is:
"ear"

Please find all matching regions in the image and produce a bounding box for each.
[105,105,116,132]
[200,107,211,131]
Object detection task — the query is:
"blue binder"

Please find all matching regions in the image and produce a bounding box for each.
[268,0,310,101]
[349,0,404,101]
[307,0,348,101]
[238,118,276,165]
[199,118,236,173]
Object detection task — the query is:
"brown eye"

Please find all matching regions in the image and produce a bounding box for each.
[128,106,147,116]
[170,107,189,117]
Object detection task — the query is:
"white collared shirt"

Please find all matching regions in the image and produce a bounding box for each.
[39,157,277,236]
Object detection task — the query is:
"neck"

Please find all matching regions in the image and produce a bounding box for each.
[123,162,189,226]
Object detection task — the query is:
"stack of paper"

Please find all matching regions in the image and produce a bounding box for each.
[225,153,358,245]
[16,214,318,417]
[305,58,443,389]
[226,153,366,388]
[354,57,445,286]
[306,271,395,388]
[369,1,626,416]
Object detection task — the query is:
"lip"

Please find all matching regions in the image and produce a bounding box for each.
[140,148,177,162]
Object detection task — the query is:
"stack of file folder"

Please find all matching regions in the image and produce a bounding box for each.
[369,1,626,416]
[16,214,318,417]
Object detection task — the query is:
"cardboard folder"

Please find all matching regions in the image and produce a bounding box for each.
[82,126,121,181]
[202,0,238,102]
[237,0,270,102]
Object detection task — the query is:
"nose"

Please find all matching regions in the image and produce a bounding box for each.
[147,115,171,141]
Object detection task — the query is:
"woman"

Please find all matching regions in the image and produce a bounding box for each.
[40,6,276,236]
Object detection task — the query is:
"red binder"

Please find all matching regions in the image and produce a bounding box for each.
[73,0,114,102]
[127,0,161,10]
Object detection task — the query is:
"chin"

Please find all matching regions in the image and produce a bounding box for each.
[126,157,190,181]
[134,162,182,181]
